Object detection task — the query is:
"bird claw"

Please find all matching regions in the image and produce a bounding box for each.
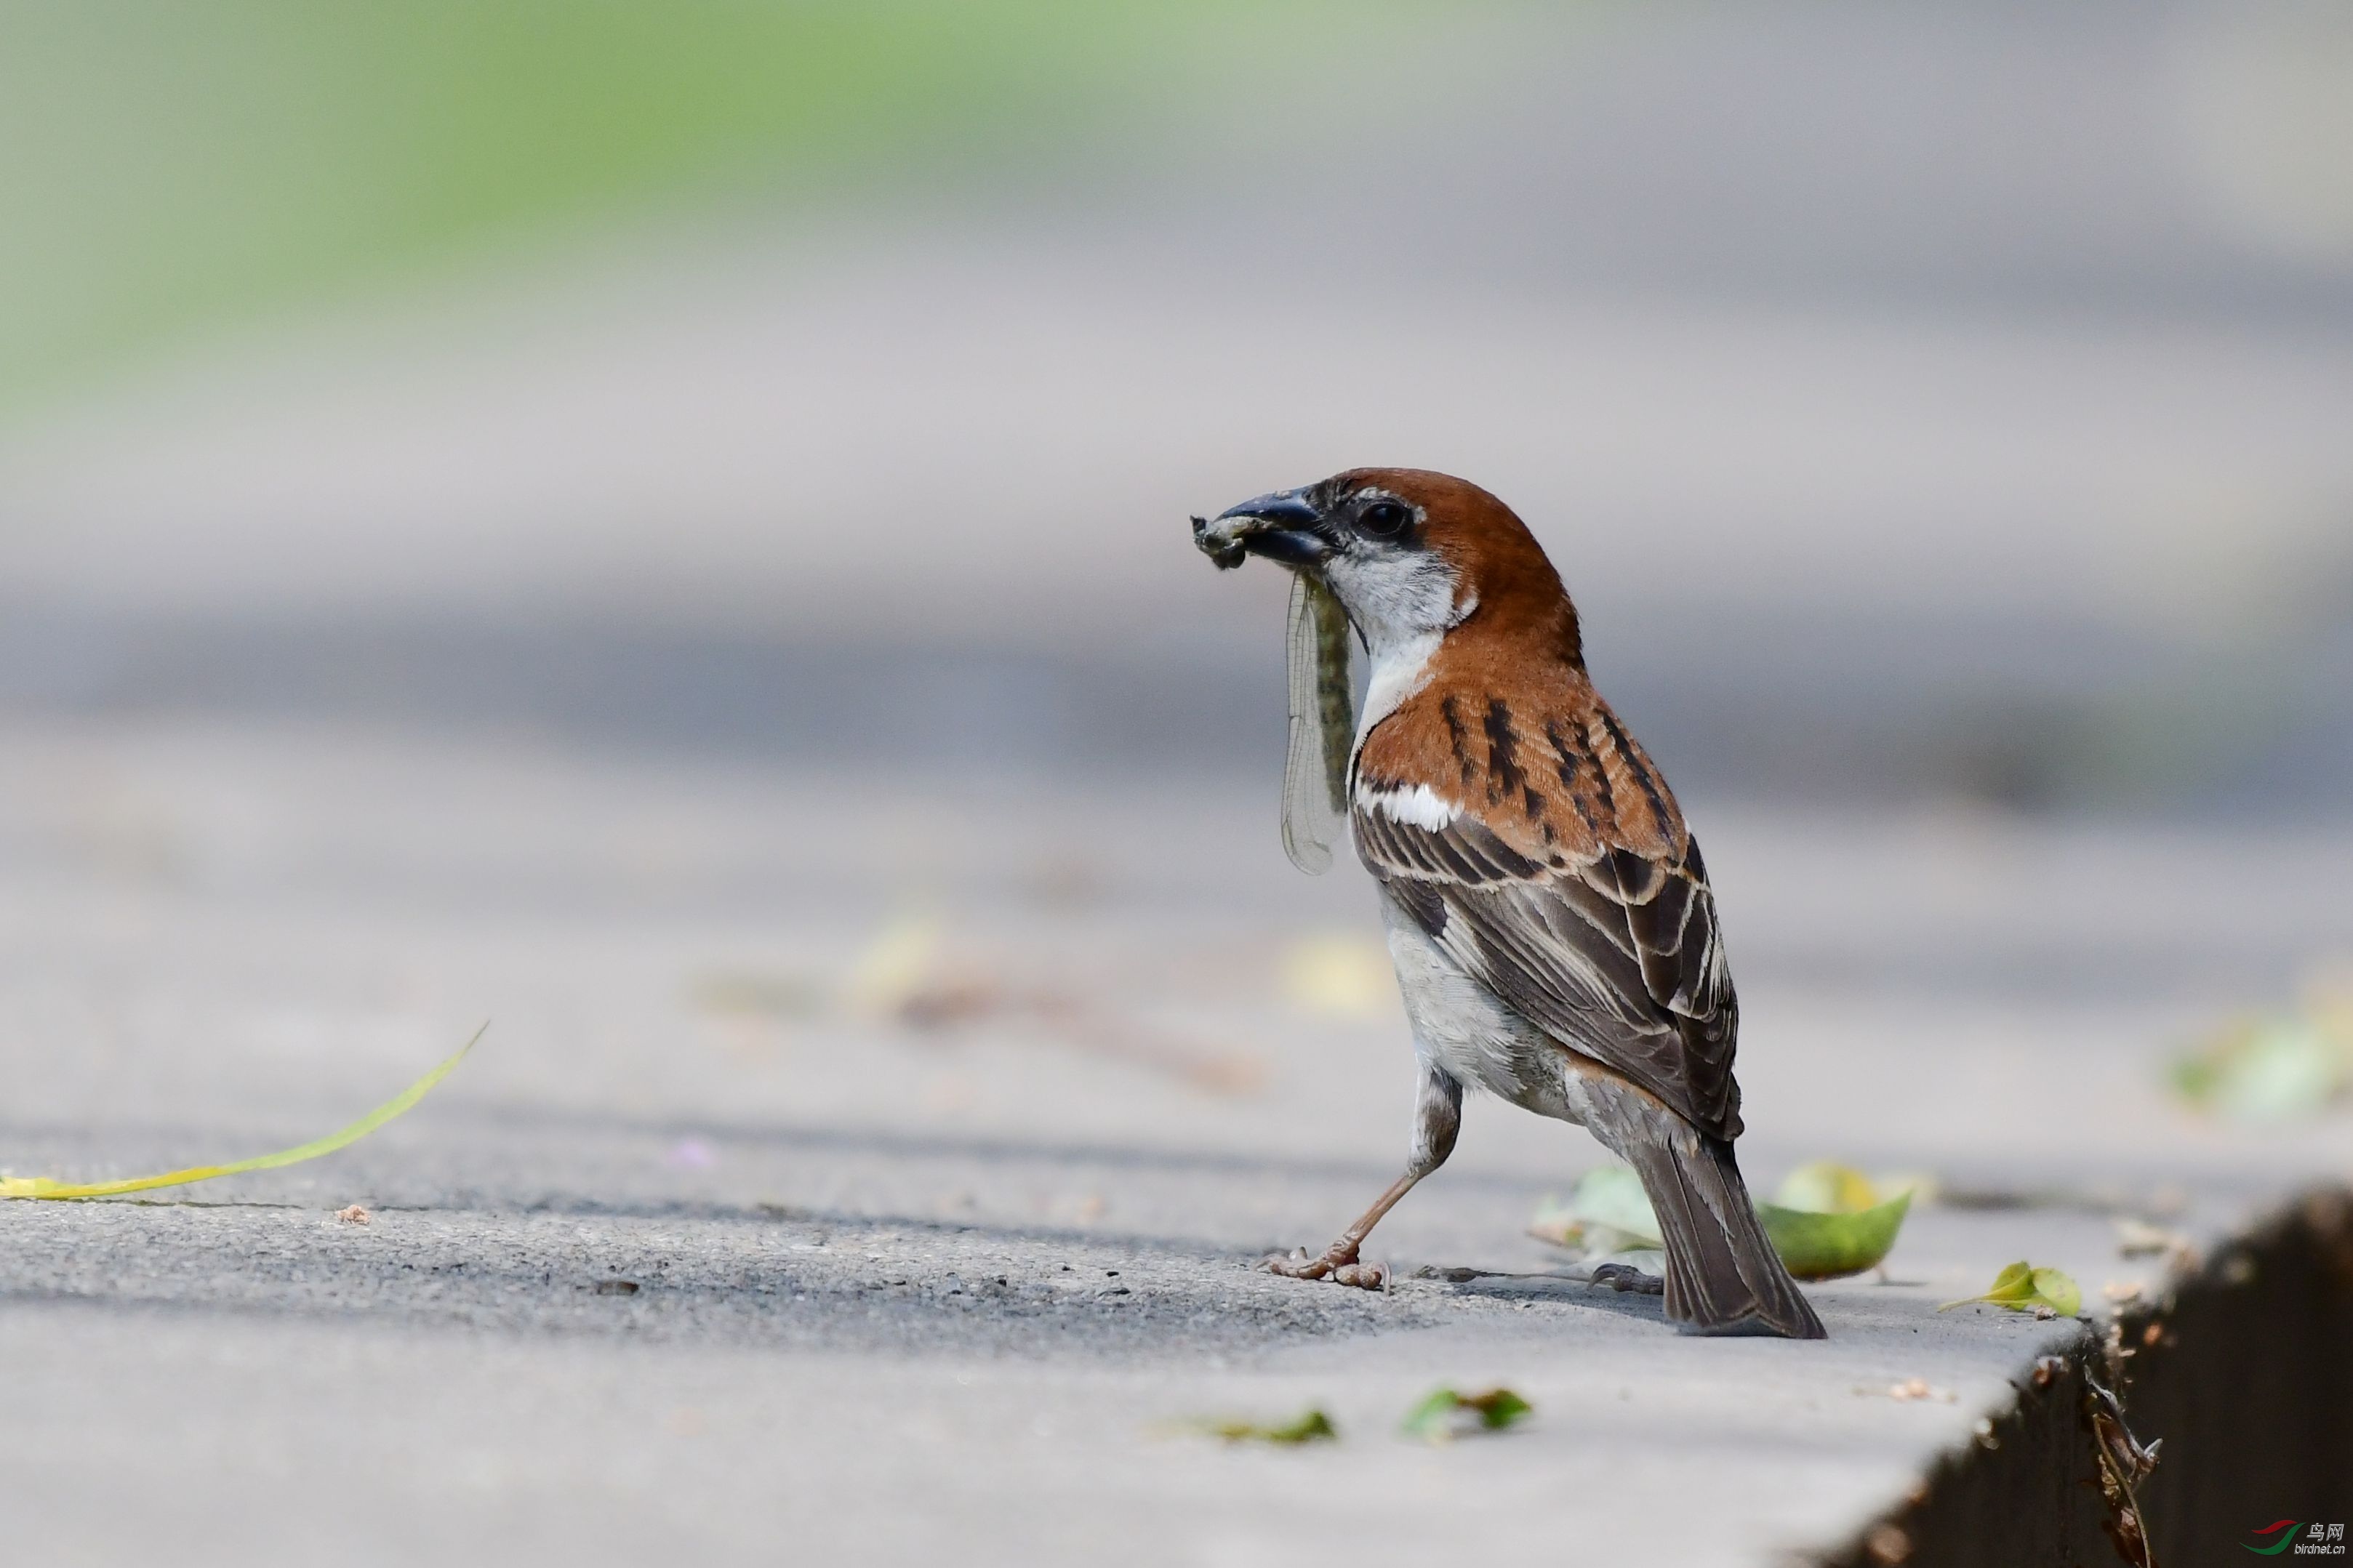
[1589,1262,1665,1295]
[1262,1246,1332,1279]
[1262,1246,1386,1290]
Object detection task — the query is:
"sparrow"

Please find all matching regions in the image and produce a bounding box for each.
[1191,468,1824,1338]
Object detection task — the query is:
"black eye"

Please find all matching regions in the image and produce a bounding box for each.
[1358,499,1411,537]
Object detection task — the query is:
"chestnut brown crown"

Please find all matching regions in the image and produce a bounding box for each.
[1321,467,1583,667]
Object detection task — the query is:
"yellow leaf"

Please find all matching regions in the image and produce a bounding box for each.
[1773,1161,1880,1214]
[1940,1260,2080,1316]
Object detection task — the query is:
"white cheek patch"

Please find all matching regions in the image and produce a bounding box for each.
[1323,552,1459,649]
[1362,782,1461,831]
[1325,548,1462,748]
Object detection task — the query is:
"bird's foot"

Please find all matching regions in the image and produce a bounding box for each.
[1588,1262,1664,1295]
[1262,1244,1385,1290]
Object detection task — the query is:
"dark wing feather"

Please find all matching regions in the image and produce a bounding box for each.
[1355,808,1742,1138]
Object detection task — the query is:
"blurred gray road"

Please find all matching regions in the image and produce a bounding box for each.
[3,719,2347,1564]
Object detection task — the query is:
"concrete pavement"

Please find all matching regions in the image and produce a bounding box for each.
[3,718,2348,1563]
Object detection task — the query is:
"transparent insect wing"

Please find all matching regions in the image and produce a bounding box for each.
[1281,574,1355,875]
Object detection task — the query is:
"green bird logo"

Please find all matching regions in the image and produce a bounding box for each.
[2246,1521,2302,1556]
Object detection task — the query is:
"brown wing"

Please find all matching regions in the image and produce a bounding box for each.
[1352,678,1744,1138]
[1355,805,1741,1137]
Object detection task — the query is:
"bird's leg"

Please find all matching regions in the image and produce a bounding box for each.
[1266,1064,1461,1290]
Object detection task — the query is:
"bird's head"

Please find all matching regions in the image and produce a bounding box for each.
[1192,467,1578,661]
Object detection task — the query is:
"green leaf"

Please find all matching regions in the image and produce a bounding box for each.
[1400,1387,1533,1443]
[2170,1013,2352,1122]
[1757,1191,1912,1281]
[1460,1388,1534,1430]
[1989,1261,2037,1299]
[1940,1260,2081,1316]
[1195,1407,1336,1445]
[1540,1162,1910,1279]
[2028,1267,2082,1317]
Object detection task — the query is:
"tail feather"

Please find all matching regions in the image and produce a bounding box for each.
[1619,1129,1825,1340]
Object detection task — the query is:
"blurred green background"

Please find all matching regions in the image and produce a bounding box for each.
[1,0,2349,815]
[1,0,1340,409]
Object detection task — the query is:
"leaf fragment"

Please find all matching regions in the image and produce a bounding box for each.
[1,1026,484,1201]
[1192,1408,1337,1445]
[1400,1386,1534,1443]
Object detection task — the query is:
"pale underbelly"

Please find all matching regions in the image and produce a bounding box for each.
[1378,893,1590,1124]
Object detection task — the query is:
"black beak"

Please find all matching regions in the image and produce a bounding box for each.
[1191,489,1331,571]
